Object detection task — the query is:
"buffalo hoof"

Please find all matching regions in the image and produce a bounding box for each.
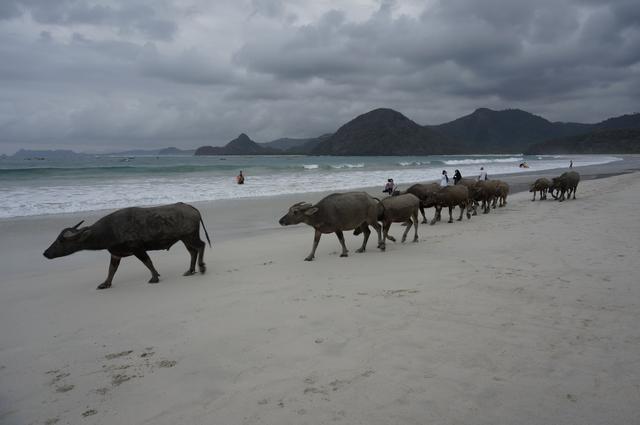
[304,256,314,261]
[386,235,397,242]
[355,248,365,253]
[467,214,472,219]
[379,245,386,251]
[401,237,406,243]
[96,282,111,290]
[183,270,196,276]
[448,219,453,223]
[421,220,428,224]
[199,263,206,273]
[457,217,462,221]
[340,253,349,258]
[413,237,419,243]
[148,276,159,284]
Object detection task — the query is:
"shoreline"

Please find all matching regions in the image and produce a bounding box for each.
[2,154,638,235]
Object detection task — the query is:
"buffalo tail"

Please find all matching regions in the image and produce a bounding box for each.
[200,217,212,247]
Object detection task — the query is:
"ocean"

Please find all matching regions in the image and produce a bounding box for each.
[0,154,621,218]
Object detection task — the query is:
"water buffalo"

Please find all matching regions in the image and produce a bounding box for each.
[529,178,551,201]
[475,180,500,213]
[396,182,440,223]
[424,185,472,225]
[279,192,383,261]
[496,180,510,207]
[356,193,419,248]
[43,203,212,289]
[456,178,480,215]
[550,171,580,201]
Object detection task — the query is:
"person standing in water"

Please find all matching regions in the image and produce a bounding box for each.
[236,170,245,185]
[569,160,573,168]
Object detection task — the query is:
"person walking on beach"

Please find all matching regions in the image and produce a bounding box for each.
[440,170,449,187]
[477,167,488,181]
[453,169,462,185]
[236,170,245,185]
[569,160,573,168]
[383,178,397,195]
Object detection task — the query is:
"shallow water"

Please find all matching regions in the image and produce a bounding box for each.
[0,154,620,218]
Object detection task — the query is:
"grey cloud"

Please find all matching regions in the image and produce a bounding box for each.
[0,0,639,153]
[2,0,177,40]
[139,47,235,86]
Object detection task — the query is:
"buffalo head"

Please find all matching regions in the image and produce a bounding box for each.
[43,221,90,259]
[279,202,318,226]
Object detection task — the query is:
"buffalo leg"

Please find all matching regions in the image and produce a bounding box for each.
[195,239,206,273]
[430,206,441,225]
[531,191,536,201]
[305,229,322,261]
[457,204,464,221]
[134,251,160,283]
[412,211,419,242]
[335,230,349,257]
[383,221,396,244]
[181,241,198,276]
[447,206,453,223]
[573,185,577,199]
[419,205,428,224]
[356,224,372,253]
[370,221,383,250]
[97,255,121,289]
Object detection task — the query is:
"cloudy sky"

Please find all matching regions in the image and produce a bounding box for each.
[0,0,639,153]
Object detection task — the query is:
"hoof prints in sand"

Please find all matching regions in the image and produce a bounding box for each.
[42,347,178,421]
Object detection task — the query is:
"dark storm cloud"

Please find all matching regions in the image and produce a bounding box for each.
[0,0,639,153]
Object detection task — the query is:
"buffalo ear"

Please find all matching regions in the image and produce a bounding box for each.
[72,220,84,229]
[304,207,319,216]
[62,227,91,240]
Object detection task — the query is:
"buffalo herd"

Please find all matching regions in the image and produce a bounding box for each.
[43,171,580,288]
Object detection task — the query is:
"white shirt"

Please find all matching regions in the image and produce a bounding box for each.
[478,171,487,181]
[440,175,449,187]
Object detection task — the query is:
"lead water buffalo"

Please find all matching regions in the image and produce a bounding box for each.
[43,203,212,289]
[529,178,551,201]
[279,192,383,261]
[550,171,580,201]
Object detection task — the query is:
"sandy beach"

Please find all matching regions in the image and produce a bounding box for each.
[1,165,640,424]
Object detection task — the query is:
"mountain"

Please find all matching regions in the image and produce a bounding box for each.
[311,108,458,156]
[593,113,640,130]
[260,133,333,153]
[11,149,89,159]
[525,128,640,154]
[432,108,591,153]
[284,134,332,154]
[195,133,281,155]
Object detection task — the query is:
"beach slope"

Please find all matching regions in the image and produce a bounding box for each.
[1,173,639,424]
